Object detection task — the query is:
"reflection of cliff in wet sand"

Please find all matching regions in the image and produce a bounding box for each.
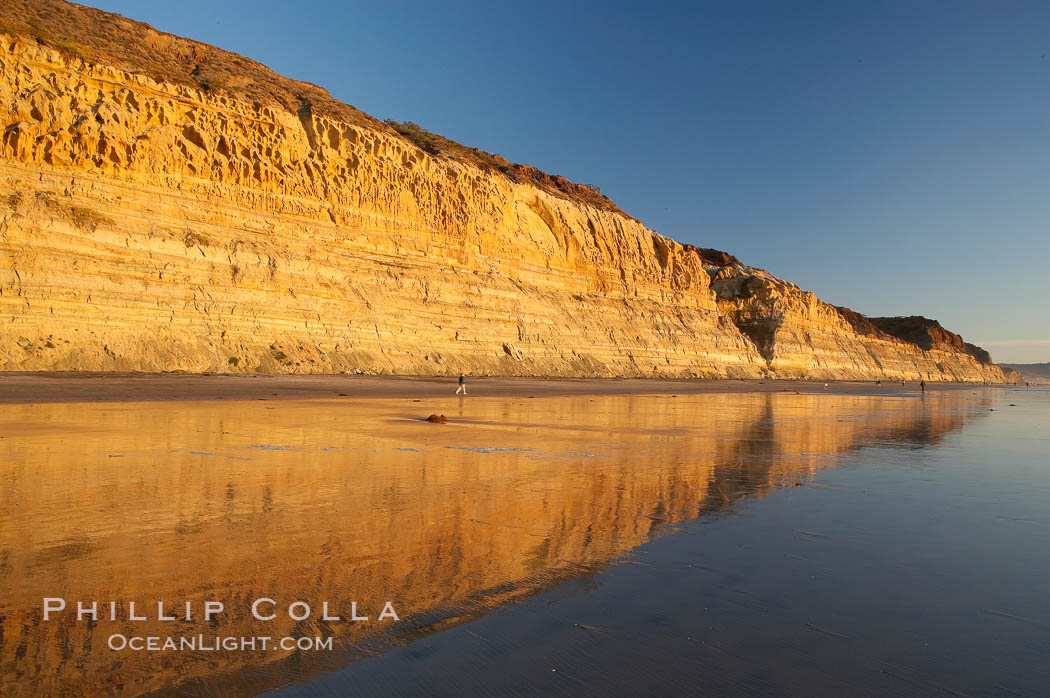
[0,393,982,696]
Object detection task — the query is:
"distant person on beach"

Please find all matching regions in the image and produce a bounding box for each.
[456,374,467,395]
[920,380,926,393]
[901,379,906,387]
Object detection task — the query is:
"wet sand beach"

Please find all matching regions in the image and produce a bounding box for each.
[0,372,999,404]
[0,382,1045,696]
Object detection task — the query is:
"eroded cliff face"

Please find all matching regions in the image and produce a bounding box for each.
[0,5,1007,382]
[708,263,1006,382]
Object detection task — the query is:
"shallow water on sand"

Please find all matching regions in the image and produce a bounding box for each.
[0,389,1047,696]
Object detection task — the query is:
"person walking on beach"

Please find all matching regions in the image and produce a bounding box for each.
[456,374,467,395]
[920,379,926,393]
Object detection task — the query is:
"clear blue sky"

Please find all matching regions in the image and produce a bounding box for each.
[85,0,1050,362]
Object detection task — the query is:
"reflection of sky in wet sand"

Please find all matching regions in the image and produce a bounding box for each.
[0,392,1002,696]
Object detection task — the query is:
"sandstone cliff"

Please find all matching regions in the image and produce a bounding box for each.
[0,0,1007,382]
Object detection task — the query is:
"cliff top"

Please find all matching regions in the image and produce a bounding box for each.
[0,0,625,213]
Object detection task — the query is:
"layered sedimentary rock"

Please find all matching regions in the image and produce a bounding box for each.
[0,1,1007,381]
[707,262,1005,381]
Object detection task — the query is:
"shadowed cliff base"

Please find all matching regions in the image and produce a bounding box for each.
[0,0,1009,383]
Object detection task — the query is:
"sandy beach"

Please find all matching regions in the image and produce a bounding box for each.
[2,380,1045,696]
[0,372,1002,404]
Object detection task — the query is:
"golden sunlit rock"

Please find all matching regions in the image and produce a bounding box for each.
[0,2,1006,382]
